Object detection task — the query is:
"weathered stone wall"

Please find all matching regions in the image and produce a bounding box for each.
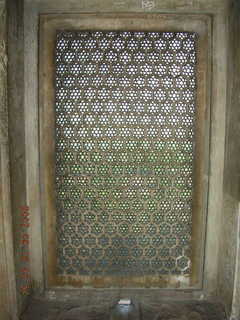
[0,0,18,319]
[7,0,235,315]
[0,2,9,319]
[7,0,32,316]
[25,0,229,12]
[217,0,240,318]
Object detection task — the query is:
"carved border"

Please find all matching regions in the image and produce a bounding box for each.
[24,0,229,299]
[40,13,211,290]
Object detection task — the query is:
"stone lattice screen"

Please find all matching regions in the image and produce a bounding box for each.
[54,31,197,277]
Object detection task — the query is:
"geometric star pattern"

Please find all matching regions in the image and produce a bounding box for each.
[55,30,197,276]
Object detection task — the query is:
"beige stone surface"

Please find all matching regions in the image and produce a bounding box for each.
[217,0,240,318]
[25,0,229,12]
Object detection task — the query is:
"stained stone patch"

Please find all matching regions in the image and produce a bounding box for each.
[21,297,226,320]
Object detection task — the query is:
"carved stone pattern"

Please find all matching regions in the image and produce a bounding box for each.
[55,31,197,277]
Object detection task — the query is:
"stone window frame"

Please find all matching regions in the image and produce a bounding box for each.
[39,13,211,289]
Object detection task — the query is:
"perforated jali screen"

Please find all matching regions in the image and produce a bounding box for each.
[55,31,197,278]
